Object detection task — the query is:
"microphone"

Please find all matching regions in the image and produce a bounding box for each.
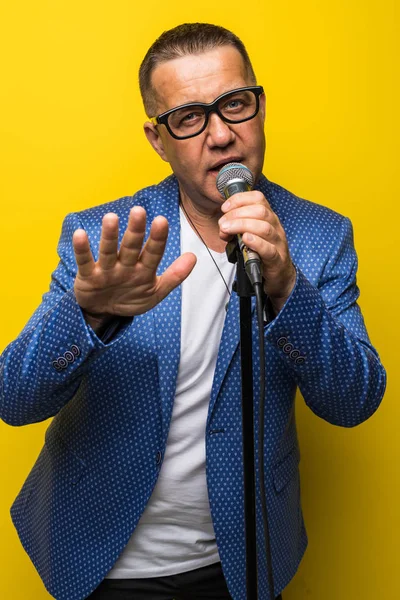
[216,163,262,286]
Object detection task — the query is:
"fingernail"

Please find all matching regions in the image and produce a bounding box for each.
[220,221,232,231]
[246,233,254,241]
[222,201,231,211]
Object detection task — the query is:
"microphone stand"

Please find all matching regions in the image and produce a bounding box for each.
[226,239,258,600]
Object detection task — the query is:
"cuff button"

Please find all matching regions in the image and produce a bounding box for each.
[71,344,81,357]
[64,350,74,363]
[283,343,294,354]
[277,336,287,348]
[57,356,68,369]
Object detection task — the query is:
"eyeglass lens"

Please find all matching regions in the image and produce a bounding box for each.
[167,89,258,137]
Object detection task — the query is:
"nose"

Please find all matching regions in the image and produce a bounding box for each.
[205,112,235,148]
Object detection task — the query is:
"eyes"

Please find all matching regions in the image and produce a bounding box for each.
[224,99,245,111]
[159,87,262,139]
[181,110,203,125]
[175,98,247,129]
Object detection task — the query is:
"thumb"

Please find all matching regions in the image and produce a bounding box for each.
[155,252,197,302]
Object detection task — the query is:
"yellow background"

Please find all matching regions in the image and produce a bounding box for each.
[0,1,398,598]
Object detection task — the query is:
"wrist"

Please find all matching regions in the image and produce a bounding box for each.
[269,296,286,315]
[267,265,297,315]
[81,309,113,334]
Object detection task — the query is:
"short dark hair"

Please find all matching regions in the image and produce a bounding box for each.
[139,23,257,117]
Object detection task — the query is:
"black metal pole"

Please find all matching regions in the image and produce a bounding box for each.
[228,241,258,599]
[240,293,258,600]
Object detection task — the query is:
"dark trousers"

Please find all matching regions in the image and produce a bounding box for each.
[86,562,283,599]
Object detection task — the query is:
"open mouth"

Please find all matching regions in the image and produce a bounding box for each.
[208,159,244,175]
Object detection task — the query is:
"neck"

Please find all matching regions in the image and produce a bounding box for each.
[179,184,222,225]
[179,186,226,253]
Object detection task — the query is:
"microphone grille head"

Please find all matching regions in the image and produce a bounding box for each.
[216,162,254,197]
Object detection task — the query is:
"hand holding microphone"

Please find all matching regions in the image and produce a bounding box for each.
[216,163,296,312]
[216,164,262,287]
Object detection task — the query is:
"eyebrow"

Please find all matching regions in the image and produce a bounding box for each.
[163,86,251,113]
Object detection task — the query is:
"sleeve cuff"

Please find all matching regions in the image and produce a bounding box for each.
[264,265,324,369]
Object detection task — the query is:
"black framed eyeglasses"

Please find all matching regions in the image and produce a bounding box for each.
[150,85,264,140]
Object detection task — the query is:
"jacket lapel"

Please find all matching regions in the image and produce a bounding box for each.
[208,288,256,423]
[151,177,182,445]
[207,174,272,419]
[150,175,258,436]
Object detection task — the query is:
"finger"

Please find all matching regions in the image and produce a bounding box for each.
[98,213,119,270]
[73,229,95,277]
[219,217,280,244]
[219,203,276,226]
[139,215,170,272]
[241,233,295,299]
[119,206,147,267]
[221,191,271,212]
[241,232,281,264]
[219,230,234,243]
[155,252,197,302]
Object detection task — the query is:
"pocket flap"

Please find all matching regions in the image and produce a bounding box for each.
[273,445,300,492]
[45,427,86,486]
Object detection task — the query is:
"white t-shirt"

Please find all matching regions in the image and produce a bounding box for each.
[106,208,235,578]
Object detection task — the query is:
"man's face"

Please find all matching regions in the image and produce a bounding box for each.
[144,46,266,213]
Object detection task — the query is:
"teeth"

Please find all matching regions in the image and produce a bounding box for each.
[219,161,240,169]
[210,161,241,171]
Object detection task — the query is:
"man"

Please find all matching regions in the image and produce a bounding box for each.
[0,23,385,600]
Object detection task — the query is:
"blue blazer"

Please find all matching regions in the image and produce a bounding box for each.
[0,175,386,600]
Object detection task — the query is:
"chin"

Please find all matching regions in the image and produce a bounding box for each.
[194,186,224,210]
[205,180,225,203]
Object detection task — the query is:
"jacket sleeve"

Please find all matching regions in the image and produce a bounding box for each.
[265,216,386,427]
[0,212,131,426]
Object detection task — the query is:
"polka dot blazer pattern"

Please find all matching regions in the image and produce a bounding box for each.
[0,175,386,600]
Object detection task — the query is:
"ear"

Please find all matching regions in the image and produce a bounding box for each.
[143,122,169,163]
[259,92,266,123]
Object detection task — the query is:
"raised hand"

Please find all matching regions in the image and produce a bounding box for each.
[72,206,196,326]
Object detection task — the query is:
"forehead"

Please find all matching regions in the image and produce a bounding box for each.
[151,46,251,113]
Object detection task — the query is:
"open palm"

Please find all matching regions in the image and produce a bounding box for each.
[73,206,196,318]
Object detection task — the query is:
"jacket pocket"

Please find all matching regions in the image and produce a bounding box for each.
[44,425,86,486]
[272,445,300,492]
